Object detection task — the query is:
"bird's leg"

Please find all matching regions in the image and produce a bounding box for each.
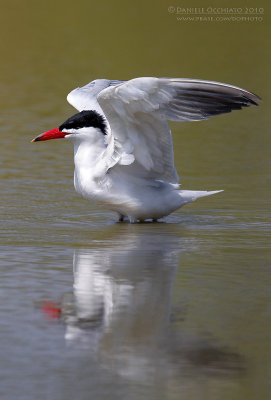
[118,213,125,222]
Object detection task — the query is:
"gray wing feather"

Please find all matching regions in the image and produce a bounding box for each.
[97,77,260,184]
[161,78,260,121]
[67,79,125,113]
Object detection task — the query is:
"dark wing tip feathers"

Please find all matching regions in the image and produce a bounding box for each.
[172,83,261,121]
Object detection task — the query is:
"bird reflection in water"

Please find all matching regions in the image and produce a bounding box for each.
[42,226,243,379]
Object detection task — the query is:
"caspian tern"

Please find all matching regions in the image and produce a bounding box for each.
[32,77,260,222]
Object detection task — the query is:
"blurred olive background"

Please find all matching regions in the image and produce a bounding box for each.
[0,1,270,400]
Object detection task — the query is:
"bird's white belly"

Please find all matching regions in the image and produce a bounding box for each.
[74,168,182,221]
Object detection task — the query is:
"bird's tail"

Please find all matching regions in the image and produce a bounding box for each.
[178,190,223,205]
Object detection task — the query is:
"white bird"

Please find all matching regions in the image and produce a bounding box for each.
[32,77,260,222]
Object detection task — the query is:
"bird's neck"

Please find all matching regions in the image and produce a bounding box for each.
[73,132,106,171]
[72,131,107,198]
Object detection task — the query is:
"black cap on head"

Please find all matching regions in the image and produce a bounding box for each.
[59,110,107,135]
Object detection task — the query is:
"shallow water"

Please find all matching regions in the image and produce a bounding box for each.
[0,1,270,399]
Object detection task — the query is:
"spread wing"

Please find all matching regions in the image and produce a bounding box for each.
[67,79,125,132]
[97,77,260,183]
